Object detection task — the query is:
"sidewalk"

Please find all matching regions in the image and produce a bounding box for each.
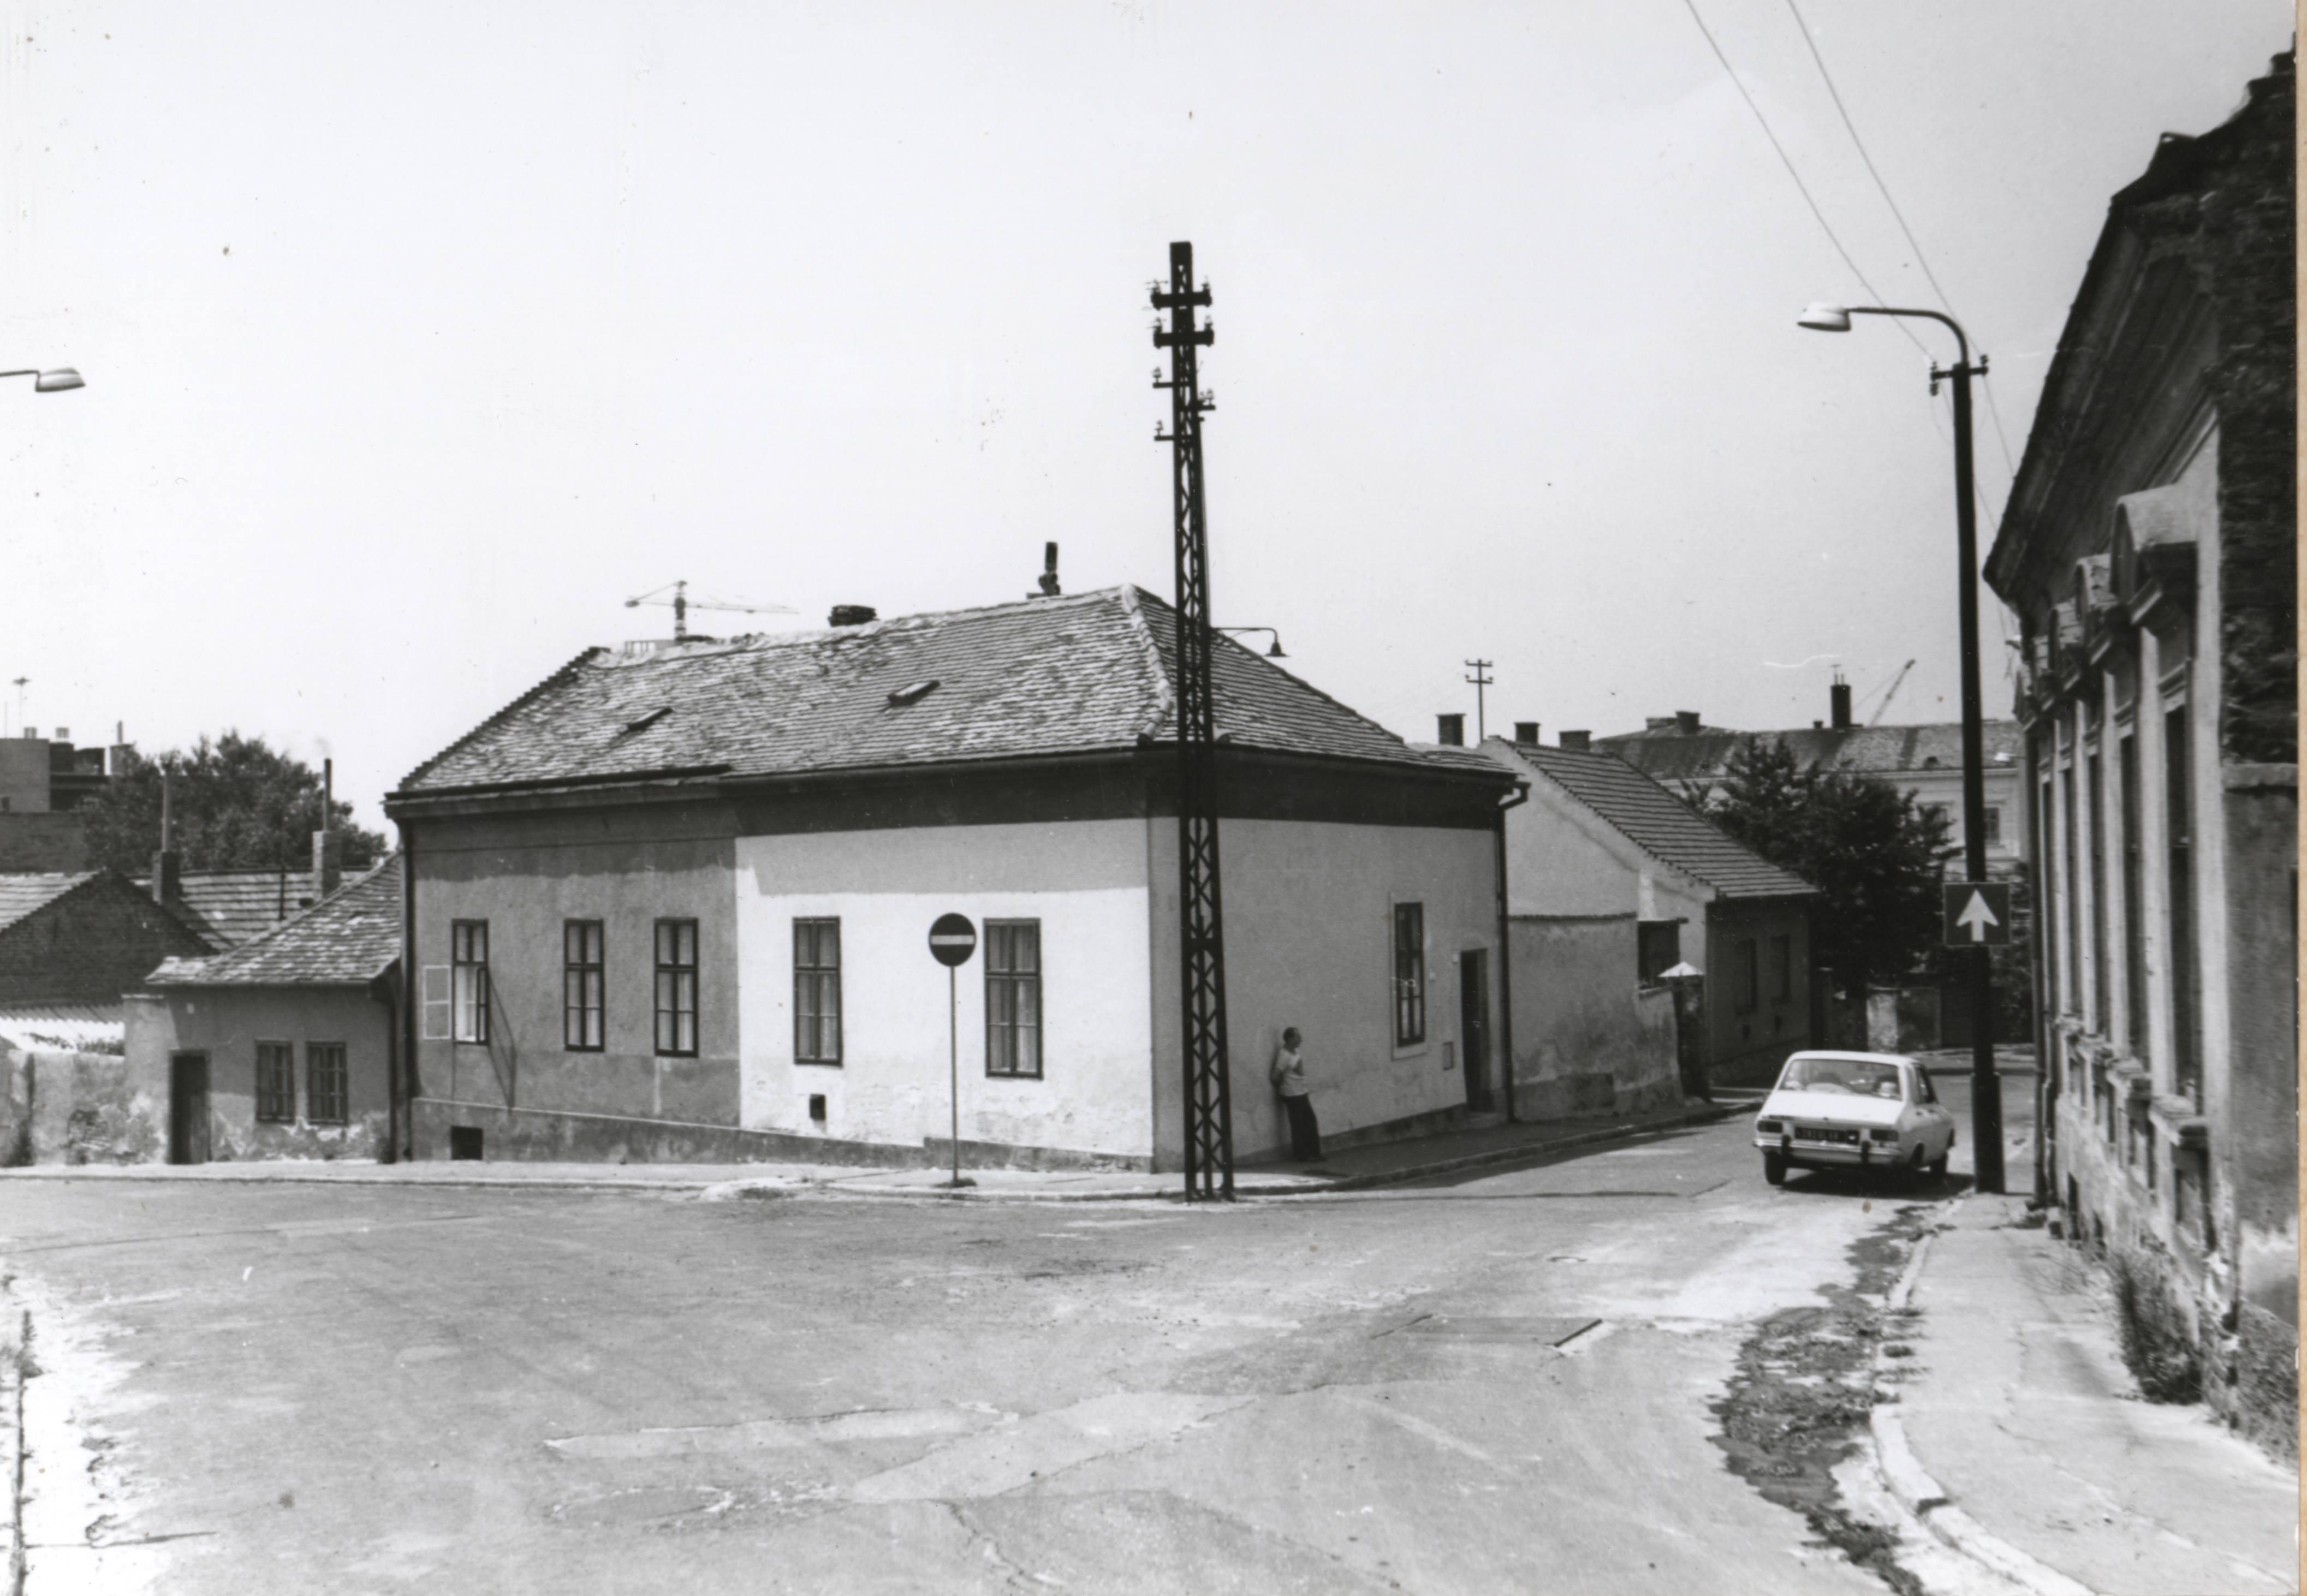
[1873,1192,2300,1595]
[0,1098,1741,1201]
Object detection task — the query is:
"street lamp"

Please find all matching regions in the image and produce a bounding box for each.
[1,367,84,392]
[1798,300,2005,1195]
[1216,626,1287,658]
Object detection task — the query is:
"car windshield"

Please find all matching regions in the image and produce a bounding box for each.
[1778,1058,1906,1100]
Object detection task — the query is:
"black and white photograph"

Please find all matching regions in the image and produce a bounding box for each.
[0,2,2296,1591]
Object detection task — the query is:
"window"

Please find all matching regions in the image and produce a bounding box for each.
[2119,736,2145,1048]
[985,920,1042,1077]
[1392,903,1426,1045]
[563,920,605,1051]
[2089,746,2108,1033]
[1769,933,1792,1001]
[451,920,489,1044]
[1922,802,1949,832]
[2060,767,2080,1015]
[1733,939,1758,1014]
[256,1040,296,1123]
[1984,807,2003,845]
[1636,921,1680,986]
[654,919,699,1056]
[2165,706,2197,1099]
[306,1043,348,1124]
[794,918,842,1064]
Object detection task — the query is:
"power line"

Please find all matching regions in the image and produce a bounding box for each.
[1780,0,2022,485]
[1674,0,1929,361]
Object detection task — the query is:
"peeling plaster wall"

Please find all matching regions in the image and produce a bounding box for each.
[1506,916,1679,1119]
[1,1046,167,1165]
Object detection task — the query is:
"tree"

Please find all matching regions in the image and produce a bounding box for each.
[77,733,388,878]
[1692,737,1953,996]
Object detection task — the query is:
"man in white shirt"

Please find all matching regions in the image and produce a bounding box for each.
[1271,1027,1322,1162]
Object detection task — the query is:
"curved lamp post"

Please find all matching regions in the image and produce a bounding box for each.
[1,367,84,392]
[1798,301,2003,1195]
[1216,625,1287,658]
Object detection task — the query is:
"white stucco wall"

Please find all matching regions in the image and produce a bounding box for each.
[735,819,1152,1159]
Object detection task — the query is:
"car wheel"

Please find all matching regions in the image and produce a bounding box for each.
[1763,1152,1787,1187]
[1927,1151,1948,1179]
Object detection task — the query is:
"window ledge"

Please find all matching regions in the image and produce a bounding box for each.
[2107,1059,2153,1101]
[2148,1095,2208,1148]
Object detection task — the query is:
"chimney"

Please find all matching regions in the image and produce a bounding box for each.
[1513,721,1540,745]
[1560,730,1591,751]
[312,757,342,902]
[1644,716,1675,733]
[828,605,877,628]
[1030,541,1061,598]
[152,761,180,904]
[1674,710,1702,735]
[1435,714,1465,747]
[1829,676,1853,729]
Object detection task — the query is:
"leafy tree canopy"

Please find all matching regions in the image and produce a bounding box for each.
[1692,736,1952,993]
[78,733,387,878]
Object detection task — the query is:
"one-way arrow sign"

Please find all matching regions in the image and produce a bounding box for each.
[1942,881,2012,947]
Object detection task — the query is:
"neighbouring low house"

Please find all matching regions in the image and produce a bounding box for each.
[1985,51,2294,1455]
[384,585,1523,1170]
[0,871,219,1007]
[133,866,340,948]
[123,855,403,1165]
[1476,730,1817,1100]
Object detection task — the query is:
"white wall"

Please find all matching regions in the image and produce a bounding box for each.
[734,819,1152,1159]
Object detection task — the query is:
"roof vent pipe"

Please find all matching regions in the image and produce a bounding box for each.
[1435,714,1465,747]
[1829,678,1853,730]
[1031,541,1061,598]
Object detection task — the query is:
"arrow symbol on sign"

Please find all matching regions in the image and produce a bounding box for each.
[1955,890,2000,943]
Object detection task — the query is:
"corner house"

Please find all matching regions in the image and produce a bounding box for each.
[385,587,1521,1170]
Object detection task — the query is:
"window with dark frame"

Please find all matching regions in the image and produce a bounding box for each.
[655,919,699,1056]
[1636,920,1680,986]
[2120,736,2146,1047]
[306,1042,348,1124]
[2088,746,2109,1033]
[564,920,605,1051]
[1392,903,1426,1046]
[1769,933,1792,1001]
[255,1040,296,1123]
[2165,705,2197,1100]
[1733,938,1758,1014]
[984,920,1042,1077]
[794,918,842,1064]
[451,920,490,1044]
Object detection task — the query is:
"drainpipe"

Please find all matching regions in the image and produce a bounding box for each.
[1495,778,1529,1121]
[397,825,416,1163]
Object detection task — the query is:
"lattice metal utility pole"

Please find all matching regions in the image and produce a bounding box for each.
[1152,241,1233,1201]
[1464,659,1494,742]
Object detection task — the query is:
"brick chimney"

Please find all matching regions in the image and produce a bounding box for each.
[1830,677,1853,729]
[312,758,343,903]
[1560,730,1591,751]
[1513,721,1540,745]
[829,605,877,627]
[1674,710,1702,735]
[1435,714,1465,747]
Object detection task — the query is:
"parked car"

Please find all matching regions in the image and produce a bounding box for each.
[1752,1050,1956,1187]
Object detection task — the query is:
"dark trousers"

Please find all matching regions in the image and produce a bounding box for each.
[1282,1093,1322,1161]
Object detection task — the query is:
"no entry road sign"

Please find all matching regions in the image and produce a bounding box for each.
[928,913,977,967]
[1942,882,2012,948]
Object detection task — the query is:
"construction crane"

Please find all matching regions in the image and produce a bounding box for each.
[1862,659,1917,726]
[624,581,796,641]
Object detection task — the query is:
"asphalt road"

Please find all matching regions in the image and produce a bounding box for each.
[5,1089,2032,1595]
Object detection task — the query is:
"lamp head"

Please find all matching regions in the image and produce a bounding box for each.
[1796,303,1852,333]
[1266,637,1286,658]
[33,368,82,392]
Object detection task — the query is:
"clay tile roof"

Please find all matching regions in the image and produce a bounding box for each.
[1491,743,1815,900]
[1593,721,2021,785]
[130,868,314,946]
[147,857,402,987]
[0,873,102,933]
[396,587,1497,796]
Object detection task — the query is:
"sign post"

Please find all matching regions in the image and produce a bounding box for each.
[927,913,978,1190]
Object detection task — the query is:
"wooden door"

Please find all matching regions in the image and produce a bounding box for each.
[1460,951,1491,1111]
[169,1053,210,1165]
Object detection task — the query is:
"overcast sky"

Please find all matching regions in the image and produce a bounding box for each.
[1,0,2291,831]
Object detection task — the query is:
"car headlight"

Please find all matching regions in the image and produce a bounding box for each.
[1756,1119,1784,1135]
[1869,1128,1900,1144]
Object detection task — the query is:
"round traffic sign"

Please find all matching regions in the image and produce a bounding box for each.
[927,913,977,967]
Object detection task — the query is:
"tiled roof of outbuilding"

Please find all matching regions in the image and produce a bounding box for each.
[396,587,1496,796]
[129,868,310,946]
[1592,722,2021,787]
[1486,741,1815,900]
[146,857,402,987]
[0,873,98,933]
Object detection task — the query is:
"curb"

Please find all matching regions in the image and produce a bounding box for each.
[0,1104,1745,1204]
[1868,1197,2095,1596]
[5,1296,23,1596]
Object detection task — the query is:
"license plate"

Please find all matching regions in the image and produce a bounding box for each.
[1795,1126,1860,1145]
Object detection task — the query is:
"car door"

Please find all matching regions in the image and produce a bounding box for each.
[1911,1066,1953,1154]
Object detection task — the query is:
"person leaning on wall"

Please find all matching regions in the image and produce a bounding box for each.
[1271,1026,1322,1163]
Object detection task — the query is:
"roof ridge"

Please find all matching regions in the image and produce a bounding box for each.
[1132,589,1415,755]
[613,585,1139,664]
[1503,741,1814,897]
[399,649,609,791]
[1113,586,1175,739]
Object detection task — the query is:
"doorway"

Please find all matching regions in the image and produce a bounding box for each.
[1460,950,1492,1111]
[169,1052,210,1165]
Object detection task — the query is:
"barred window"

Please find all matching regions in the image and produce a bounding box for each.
[564,920,605,1051]
[984,921,1042,1078]
[451,920,489,1044]
[256,1040,296,1123]
[306,1043,348,1125]
[655,919,699,1057]
[1393,903,1426,1045]
[794,919,841,1064]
